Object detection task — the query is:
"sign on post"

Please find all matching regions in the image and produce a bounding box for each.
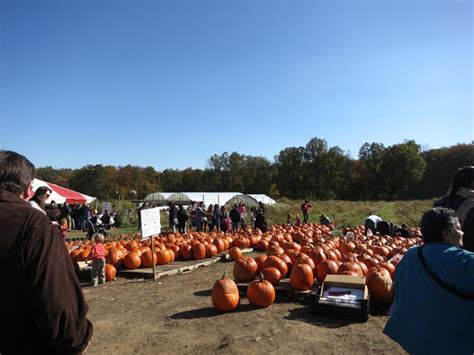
[140,207,164,282]
[140,207,162,240]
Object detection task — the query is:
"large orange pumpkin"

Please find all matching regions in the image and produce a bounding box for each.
[141,249,157,268]
[290,262,314,290]
[263,255,288,278]
[211,272,240,312]
[123,252,141,269]
[233,256,258,282]
[315,260,338,284]
[192,243,206,260]
[366,266,394,300]
[247,274,276,307]
[337,262,363,276]
[180,244,193,260]
[156,249,173,265]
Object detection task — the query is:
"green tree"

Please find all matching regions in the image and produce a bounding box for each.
[275,147,305,198]
[379,140,427,199]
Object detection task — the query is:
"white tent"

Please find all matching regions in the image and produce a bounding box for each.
[167,192,243,207]
[32,178,96,205]
[247,194,276,205]
[143,191,277,207]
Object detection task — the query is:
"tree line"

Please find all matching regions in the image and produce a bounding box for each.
[36,138,473,201]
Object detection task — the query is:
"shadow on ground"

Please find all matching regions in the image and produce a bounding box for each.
[168,304,258,320]
[285,306,366,328]
[193,289,212,297]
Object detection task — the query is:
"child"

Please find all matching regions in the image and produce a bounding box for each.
[295,214,301,226]
[89,233,106,286]
[59,218,69,240]
[287,213,292,225]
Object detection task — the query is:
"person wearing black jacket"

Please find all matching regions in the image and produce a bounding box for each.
[229,204,241,232]
[177,204,188,234]
[434,166,474,252]
[0,150,92,354]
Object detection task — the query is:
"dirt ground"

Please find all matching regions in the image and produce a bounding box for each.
[82,253,405,354]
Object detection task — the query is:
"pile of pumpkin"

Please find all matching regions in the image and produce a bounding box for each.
[211,224,422,312]
[67,228,273,281]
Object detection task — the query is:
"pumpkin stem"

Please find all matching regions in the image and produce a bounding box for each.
[222,271,227,280]
[259,272,264,282]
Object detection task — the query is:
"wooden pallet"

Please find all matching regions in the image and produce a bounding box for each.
[115,248,255,280]
[118,257,221,279]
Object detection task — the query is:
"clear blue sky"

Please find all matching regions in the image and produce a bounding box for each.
[1,0,472,170]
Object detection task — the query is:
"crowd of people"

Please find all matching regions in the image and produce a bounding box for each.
[0,149,472,353]
[26,187,117,240]
[162,200,268,234]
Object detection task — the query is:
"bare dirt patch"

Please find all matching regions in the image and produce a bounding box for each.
[83,253,404,354]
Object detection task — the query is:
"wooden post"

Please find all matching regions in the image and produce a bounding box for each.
[150,235,157,282]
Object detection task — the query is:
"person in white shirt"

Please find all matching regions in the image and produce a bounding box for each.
[364,214,382,236]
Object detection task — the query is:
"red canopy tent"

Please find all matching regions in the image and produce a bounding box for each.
[32,178,96,204]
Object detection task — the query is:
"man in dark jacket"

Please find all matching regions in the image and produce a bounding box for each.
[229,204,241,232]
[434,166,474,252]
[0,150,92,354]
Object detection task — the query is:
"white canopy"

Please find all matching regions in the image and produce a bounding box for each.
[143,192,276,207]
[247,194,276,205]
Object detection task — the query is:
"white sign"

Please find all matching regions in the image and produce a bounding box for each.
[140,207,163,240]
[101,202,112,214]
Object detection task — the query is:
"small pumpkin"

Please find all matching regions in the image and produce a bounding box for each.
[229,247,243,261]
[105,263,116,281]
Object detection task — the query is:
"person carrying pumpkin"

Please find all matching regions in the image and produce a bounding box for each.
[0,150,92,354]
[384,207,474,354]
[89,233,106,286]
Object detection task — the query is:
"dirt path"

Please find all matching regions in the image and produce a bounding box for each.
[82,255,405,354]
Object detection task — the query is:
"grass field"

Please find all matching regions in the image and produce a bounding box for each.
[67,199,435,239]
[265,198,435,228]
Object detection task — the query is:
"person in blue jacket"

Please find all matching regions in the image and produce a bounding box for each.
[384,207,474,354]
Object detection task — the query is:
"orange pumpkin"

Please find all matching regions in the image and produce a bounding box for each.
[233,256,258,282]
[263,255,288,278]
[105,263,116,281]
[192,243,206,260]
[211,272,240,312]
[141,249,157,268]
[123,252,141,269]
[255,254,268,273]
[156,249,173,265]
[290,262,314,290]
[366,266,394,299]
[315,260,338,284]
[261,267,281,286]
[229,247,243,261]
[247,273,276,307]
